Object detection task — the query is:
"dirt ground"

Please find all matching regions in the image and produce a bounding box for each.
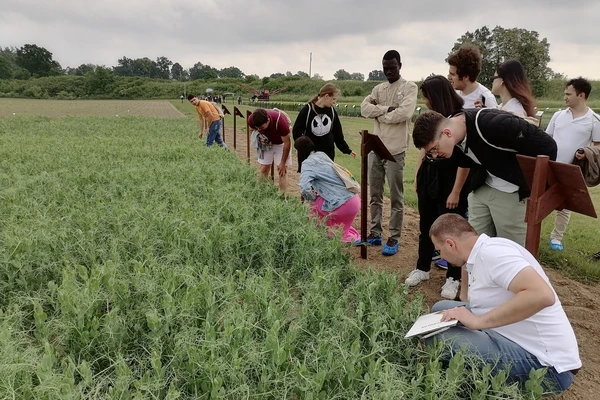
[0,98,184,118]
[226,127,600,400]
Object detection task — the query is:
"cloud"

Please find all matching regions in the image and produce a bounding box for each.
[1,0,599,82]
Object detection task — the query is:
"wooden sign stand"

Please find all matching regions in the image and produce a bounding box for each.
[233,106,244,150]
[517,155,596,258]
[221,105,231,143]
[357,130,396,259]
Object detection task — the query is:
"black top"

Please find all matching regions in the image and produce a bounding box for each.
[292,103,352,161]
[454,108,558,200]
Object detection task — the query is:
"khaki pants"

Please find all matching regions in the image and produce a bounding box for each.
[550,209,571,242]
[368,151,405,240]
[468,184,527,246]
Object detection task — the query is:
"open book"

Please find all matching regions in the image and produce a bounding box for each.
[404,311,458,339]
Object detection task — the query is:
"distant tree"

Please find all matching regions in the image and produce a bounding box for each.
[368,70,386,81]
[450,26,552,96]
[334,69,352,80]
[85,66,116,95]
[350,72,364,81]
[69,63,97,76]
[285,71,293,77]
[131,57,156,78]
[16,44,62,77]
[171,62,183,80]
[219,66,244,79]
[312,73,323,80]
[270,72,285,79]
[113,57,134,76]
[245,74,260,82]
[189,62,218,80]
[155,56,172,79]
[0,56,12,79]
[262,76,270,85]
[296,70,309,77]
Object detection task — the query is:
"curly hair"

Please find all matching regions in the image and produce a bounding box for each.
[447,45,482,82]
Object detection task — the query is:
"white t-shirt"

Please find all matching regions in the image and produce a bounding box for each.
[499,98,527,117]
[546,107,600,163]
[458,83,498,108]
[466,234,581,374]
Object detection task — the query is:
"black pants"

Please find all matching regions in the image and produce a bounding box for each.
[416,193,466,280]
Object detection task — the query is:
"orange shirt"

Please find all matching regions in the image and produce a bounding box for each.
[195,100,221,123]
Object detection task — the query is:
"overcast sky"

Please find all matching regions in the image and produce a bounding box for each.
[2,0,599,83]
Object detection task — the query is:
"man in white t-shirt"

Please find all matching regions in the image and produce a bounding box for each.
[546,77,600,251]
[447,45,497,109]
[424,214,581,395]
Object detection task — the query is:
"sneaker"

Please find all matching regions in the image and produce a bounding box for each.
[435,259,449,270]
[592,251,600,261]
[354,233,382,246]
[431,250,441,261]
[405,269,430,286]
[382,237,399,256]
[549,239,564,251]
[441,278,460,300]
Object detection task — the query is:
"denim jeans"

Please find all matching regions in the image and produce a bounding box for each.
[206,120,228,150]
[425,300,576,396]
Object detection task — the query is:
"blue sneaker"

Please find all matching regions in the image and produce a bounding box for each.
[549,239,563,251]
[382,238,399,256]
[436,259,449,269]
[354,233,382,246]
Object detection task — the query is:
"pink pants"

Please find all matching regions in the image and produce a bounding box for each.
[310,195,361,243]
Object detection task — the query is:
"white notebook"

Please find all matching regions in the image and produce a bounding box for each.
[404,311,458,339]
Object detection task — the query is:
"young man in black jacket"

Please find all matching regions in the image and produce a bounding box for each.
[412,108,557,246]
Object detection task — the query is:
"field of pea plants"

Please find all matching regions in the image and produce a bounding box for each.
[0,112,545,399]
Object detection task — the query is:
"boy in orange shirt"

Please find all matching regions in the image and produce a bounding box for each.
[187,94,228,149]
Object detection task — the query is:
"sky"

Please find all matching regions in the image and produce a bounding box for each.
[2,0,600,82]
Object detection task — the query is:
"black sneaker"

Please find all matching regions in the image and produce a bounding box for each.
[592,251,600,261]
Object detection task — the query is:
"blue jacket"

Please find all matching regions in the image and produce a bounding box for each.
[299,151,356,212]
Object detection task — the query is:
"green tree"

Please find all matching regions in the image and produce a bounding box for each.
[350,72,364,81]
[450,26,552,96]
[270,72,284,79]
[68,63,97,76]
[171,62,183,80]
[219,66,244,79]
[155,56,172,79]
[85,66,116,95]
[16,44,62,77]
[312,73,323,80]
[333,69,352,80]
[295,70,309,77]
[189,62,218,80]
[368,70,386,81]
[0,56,12,79]
[113,57,134,76]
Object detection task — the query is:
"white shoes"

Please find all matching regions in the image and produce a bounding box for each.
[441,278,460,300]
[405,269,430,286]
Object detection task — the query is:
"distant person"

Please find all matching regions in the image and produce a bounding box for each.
[447,45,497,108]
[424,214,581,396]
[295,136,360,243]
[293,83,356,163]
[405,75,469,300]
[237,96,242,105]
[412,106,557,247]
[187,94,228,150]
[180,94,184,103]
[248,108,292,191]
[492,60,536,118]
[545,77,600,251]
[360,50,418,256]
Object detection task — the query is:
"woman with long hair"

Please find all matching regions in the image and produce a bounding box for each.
[295,136,360,243]
[405,75,470,300]
[492,60,536,117]
[293,83,355,171]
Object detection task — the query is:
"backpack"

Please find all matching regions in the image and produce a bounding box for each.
[332,162,361,194]
[272,108,292,129]
[211,102,225,118]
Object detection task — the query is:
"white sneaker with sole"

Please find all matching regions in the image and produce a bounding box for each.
[441,278,460,300]
[405,269,430,287]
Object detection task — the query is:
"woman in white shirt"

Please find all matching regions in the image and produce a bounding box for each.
[491,60,536,118]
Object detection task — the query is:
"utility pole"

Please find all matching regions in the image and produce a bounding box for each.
[309,52,312,78]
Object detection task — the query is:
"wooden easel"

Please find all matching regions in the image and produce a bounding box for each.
[221,105,231,142]
[517,155,597,258]
[356,130,396,259]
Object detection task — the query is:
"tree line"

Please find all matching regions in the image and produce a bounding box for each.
[1,26,570,98]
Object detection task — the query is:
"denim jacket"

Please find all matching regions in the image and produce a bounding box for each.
[299,151,355,212]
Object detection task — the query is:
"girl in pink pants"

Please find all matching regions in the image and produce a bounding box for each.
[310,194,360,243]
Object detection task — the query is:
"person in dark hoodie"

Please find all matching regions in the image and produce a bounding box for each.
[293,83,355,170]
[412,107,557,247]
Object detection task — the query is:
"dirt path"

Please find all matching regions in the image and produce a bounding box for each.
[225,127,599,400]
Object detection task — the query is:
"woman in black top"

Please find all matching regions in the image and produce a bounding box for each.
[293,83,355,171]
[405,75,470,300]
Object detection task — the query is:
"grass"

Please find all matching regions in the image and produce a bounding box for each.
[0,115,540,398]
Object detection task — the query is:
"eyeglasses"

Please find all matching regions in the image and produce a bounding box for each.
[425,141,440,157]
[492,76,501,80]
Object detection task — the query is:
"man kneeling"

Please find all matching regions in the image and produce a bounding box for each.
[425,214,581,395]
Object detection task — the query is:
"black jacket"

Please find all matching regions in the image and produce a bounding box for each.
[292,103,352,161]
[454,108,557,200]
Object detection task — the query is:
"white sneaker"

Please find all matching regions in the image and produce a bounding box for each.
[441,278,460,300]
[405,269,430,287]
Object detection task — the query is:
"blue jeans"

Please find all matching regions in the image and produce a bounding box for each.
[207,120,228,150]
[425,300,576,396]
